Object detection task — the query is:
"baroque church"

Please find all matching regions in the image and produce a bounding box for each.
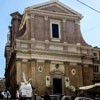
[5,0,100,97]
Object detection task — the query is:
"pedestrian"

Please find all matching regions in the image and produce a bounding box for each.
[2,89,11,100]
[0,90,3,99]
[44,92,51,100]
[41,95,44,100]
[34,94,37,100]
[6,89,11,100]
[16,89,19,100]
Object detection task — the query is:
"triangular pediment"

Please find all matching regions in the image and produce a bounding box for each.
[37,3,73,15]
[29,0,82,17]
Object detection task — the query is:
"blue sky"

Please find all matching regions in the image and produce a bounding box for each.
[0,0,100,77]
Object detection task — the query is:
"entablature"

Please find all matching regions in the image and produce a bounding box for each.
[16,39,93,57]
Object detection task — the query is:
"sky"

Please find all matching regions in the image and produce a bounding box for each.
[0,0,100,77]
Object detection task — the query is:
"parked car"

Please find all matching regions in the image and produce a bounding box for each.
[61,96,72,100]
[65,96,71,100]
[74,97,93,100]
[50,95,60,100]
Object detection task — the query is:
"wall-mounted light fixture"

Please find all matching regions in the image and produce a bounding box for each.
[55,64,59,69]
[46,76,50,87]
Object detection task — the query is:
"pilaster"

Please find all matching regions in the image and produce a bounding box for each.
[44,16,49,41]
[62,18,66,42]
[31,14,35,40]
[16,59,22,84]
[30,59,37,91]
[25,15,31,39]
[64,61,69,76]
[75,20,81,43]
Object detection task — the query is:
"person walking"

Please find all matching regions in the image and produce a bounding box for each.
[0,90,3,99]
[16,89,19,100]
[6,89,11,100]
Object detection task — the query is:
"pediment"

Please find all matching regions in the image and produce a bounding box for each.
[30,0,82,17]
[38,4,73,15]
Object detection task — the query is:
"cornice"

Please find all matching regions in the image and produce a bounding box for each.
[15,40,95,59]
[16,39,92,49]
[29,0,82,18]
[16,49,94,64]
[15,48,82,58]
[30,9,80,20]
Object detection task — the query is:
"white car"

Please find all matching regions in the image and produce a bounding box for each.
[61,95,72,100]
[50,95,60,100]
[75,97,93,100]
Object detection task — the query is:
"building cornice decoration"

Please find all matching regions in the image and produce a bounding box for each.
[29,0,82,18]
[16,48,93,60]
[16,48,82,57]
[16,50,82,63]
[30,9,80,20]
[50,70,65,75]
[16,39,92,49]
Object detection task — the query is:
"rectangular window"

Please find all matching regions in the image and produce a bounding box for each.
[52,24,59,38]
[93,51,99,60]
[50,20,61,41]
[93,65,100,73]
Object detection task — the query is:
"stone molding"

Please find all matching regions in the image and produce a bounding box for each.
[29,0,82,18]
[29,9,79,20]
[16,39,93,54]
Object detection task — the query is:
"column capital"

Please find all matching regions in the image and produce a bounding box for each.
[75,20,80,25]
[44,16,48,20]
[28,58,37,62]
[31,14,35,19]
[25,15,30,20]
[62,18,66,23]
[16,58,22,61]
[45,60,51,63]
[64,61,69,64]
[22,59,28,62]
